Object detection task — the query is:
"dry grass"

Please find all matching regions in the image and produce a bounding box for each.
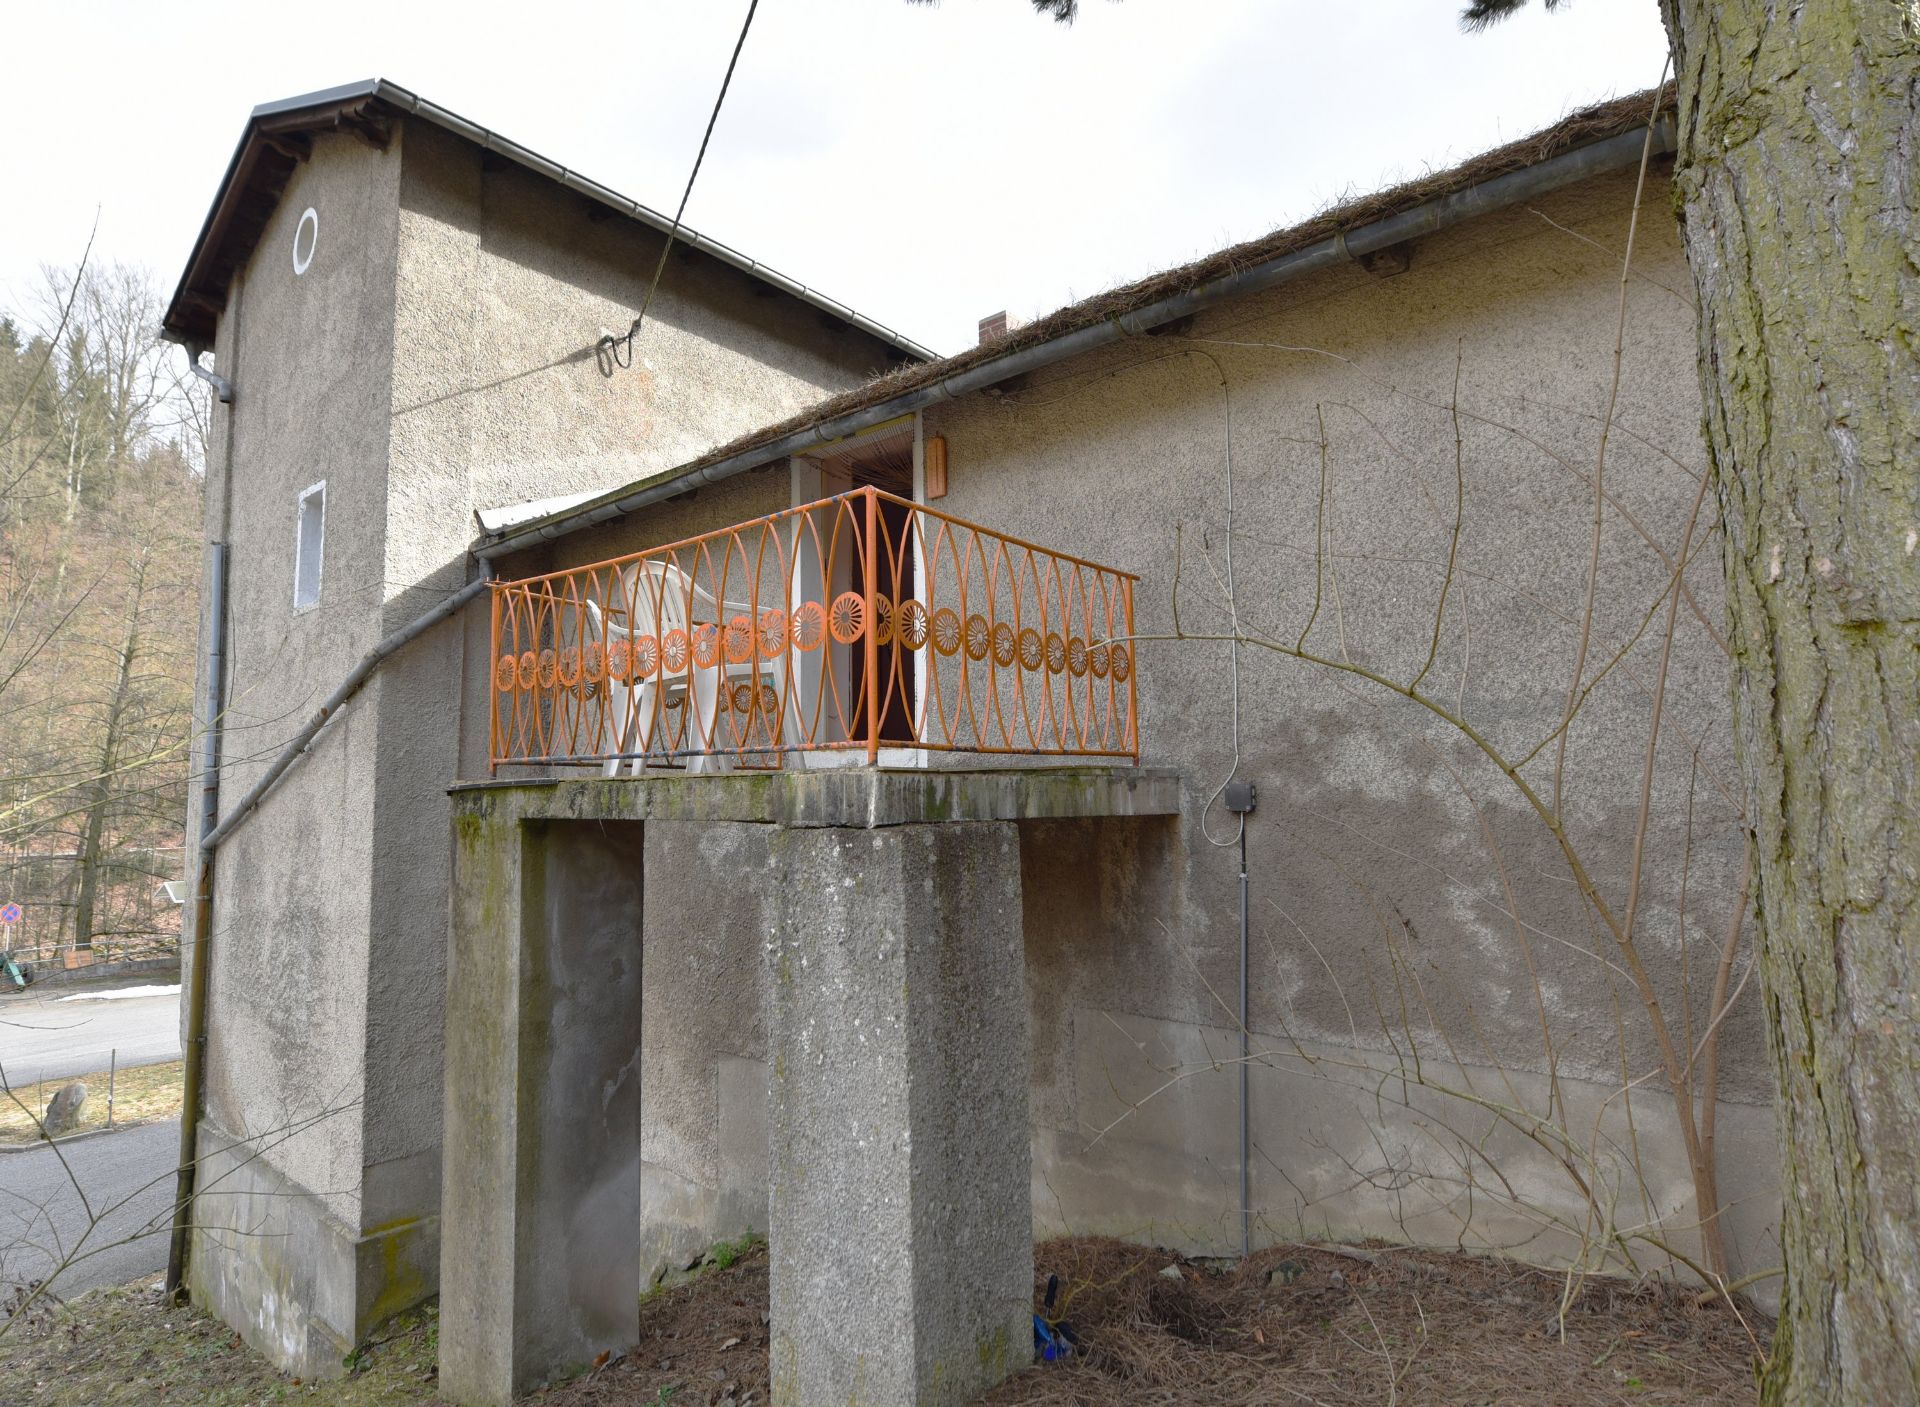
[0,1059,183,1145]
[1,1234,1767,1405]
[983,1237,1763,1407]
[0,1276,439,1405]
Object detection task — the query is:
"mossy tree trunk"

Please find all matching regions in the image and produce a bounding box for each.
[1657,3,1919,1401]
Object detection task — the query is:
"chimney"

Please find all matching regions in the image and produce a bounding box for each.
[978,311,1012,346]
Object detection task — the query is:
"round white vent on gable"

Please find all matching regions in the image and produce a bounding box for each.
[293,207,319,276]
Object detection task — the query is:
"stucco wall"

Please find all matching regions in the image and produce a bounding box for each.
[194,128,402,1233]
[494,160,1775,1288]
[926,160,1772,1280]
[189,109,907,1367]
[374,129,896,1212]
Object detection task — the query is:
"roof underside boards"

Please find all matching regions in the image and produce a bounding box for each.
[162,79,933,360]
[473,85,1678,561]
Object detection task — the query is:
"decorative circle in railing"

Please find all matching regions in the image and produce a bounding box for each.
[829,592,866,645]
[584,641,607,683]
[662,629,690,673]
[792,601,826,651]
[558,645,581,687]
[518,651,538,689]
[872,594,896,647]
[931,607,962,656]
[1018,628,1044,671]
[898,599,929,650]
[608,639,632,681]
[964,613,991,661]
[994,622,1018,668]
[757,608,787,659]
[494,655,517,692]
[730,681,755,714]
[633,634,660,678]
[692,622,720,669]
[1110,643,1132,683]
[725,614,754,665]
[537,649,558,688]
[1087,641,1109,679]
[1067,637,1088,677]
[1045,633,1067,675]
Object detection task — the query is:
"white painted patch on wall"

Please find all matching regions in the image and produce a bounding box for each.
[292,207,319,276]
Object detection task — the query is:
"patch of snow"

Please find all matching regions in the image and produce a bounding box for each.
[56,984,180,1003]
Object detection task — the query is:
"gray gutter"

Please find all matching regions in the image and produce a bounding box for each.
[476,114,1676,562]
[170,79,934,362]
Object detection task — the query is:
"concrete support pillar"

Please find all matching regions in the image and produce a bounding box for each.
[766,821,1032,1407]
[440,816,645,1406]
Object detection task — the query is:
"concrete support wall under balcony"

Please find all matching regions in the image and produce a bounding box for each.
[438,769,1178,1407]
[766,821,1031,1406]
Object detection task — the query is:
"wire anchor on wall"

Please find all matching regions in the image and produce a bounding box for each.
[598,0,761,377]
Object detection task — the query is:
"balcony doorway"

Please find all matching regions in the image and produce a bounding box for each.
[790,419,922,761]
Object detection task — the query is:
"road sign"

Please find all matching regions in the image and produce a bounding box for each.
[0,903,21,924]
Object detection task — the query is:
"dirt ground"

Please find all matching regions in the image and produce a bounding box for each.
[532,1236,1767,1407]
[0,1238,1766,1406]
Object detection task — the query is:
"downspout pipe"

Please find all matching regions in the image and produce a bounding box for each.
[163,563,491,1298]
[475,117,1675,561]
[167,541,228,1297]
[184,342,234,404]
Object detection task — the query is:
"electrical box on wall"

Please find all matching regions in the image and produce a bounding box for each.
[1225,780,1257,814]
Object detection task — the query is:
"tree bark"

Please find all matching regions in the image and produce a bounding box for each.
[1658,4,1920,1401]
[71,546,148,953]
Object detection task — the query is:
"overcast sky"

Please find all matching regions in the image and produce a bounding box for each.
[1,0,1668,356]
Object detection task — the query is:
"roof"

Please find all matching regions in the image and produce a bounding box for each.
[161,79,933,359]
[475,84,1676,560]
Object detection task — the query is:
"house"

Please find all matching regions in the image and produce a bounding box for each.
[167,80,1773,1407]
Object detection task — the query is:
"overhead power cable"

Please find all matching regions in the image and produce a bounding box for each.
[600,0,761,374]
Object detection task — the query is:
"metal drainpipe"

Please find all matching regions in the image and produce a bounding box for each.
[185,345,234,404]
[167,539,227,1298]
[167,337,232,1299]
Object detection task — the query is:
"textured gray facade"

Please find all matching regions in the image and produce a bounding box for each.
[474,158,1776,1305]
[182,91,1775,1395]
[184,110,902,1376]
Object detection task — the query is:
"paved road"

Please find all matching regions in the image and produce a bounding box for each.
[0,1118,179,1300]
[0,986,181,1084]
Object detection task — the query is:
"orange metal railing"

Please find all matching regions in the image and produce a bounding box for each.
[488,486,1139,770]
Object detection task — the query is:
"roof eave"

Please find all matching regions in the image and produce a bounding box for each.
[161,79,933,359]
[474,108,1678,562]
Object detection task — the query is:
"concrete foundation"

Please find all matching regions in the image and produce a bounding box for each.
[439,770,1177,1407]
[767,822,1031,1407]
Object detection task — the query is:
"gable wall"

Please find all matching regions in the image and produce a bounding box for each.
[187,112,904,1372]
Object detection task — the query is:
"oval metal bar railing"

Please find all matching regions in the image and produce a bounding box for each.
[487,486,1140,771]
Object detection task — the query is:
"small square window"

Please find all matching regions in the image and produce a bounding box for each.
[294,481,325,611]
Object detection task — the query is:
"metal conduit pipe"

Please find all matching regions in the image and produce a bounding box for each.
[476,118,1675,561]
[200,571,493,855]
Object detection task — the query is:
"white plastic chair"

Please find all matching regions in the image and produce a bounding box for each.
[587,560,785,776]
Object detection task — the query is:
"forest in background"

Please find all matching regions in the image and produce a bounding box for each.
[0,254,206,964]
